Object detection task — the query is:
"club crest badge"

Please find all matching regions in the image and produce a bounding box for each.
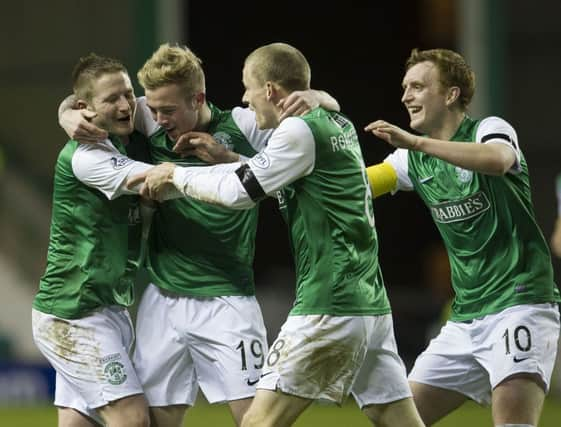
[104,361,127,385]
[213,131,234,151]
[455,166,473,183]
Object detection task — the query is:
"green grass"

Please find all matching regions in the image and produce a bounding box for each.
[1,397,560,426]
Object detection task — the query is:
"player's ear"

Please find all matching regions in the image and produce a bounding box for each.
[445,86,460,107]
[194,92,206,107]
[76,99,89,110]
[265,81,280,102]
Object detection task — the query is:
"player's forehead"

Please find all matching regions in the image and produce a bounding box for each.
[145,83,187,107]
[242,62,260,88]
[402,61,439,87]
[91,71,133,98]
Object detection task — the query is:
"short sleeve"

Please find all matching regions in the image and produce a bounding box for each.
[476,116,521,174]
[384,148,413,191]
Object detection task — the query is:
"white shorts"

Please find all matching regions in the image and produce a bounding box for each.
[32,307,143,422]
[133,283,268,406]
[409,303,561,405]
[257,314,412,406]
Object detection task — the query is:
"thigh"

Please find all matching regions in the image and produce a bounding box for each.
[476,303,561,393]
[351,314,411,407]
[133,284,198,407]
[408,320,491,405]
[149,405,189,427]
[97,393,149,427]
[362,396,424,427]
[241,389,312,427]
[492,375,545,426]
[32,308,142,412]
[58,407,100,427]
[409,381,467,426]
[187,296,268,404]
[257,315,368,404]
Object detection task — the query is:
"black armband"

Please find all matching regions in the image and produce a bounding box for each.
[235,164,266,202]
[481,133,515,149]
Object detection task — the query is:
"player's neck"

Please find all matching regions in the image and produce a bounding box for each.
[195,103,212,131]
[431,111,465,141]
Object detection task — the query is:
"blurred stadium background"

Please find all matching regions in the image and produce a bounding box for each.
[1,0,560,425]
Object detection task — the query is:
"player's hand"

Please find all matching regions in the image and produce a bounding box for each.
[173,131,239,164]
[278,90,320,121]
[60,109,108,144]
[128,162,176,202]
[364,120,419,149]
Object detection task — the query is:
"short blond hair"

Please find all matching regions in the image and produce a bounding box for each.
[72,53,127,101]
[245,43,310,92]
[137,43,205,97]
[406,48,475,110]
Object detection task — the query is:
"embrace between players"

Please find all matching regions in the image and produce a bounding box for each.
[32,42,560,427]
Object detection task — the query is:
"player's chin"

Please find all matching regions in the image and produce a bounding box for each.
[409,116,423,132]
[111,121,134,136]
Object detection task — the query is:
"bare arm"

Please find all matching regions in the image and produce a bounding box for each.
[58,94,108,143]
[365,120,516,176]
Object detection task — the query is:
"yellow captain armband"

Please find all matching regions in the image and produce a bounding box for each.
[366,162,397,198]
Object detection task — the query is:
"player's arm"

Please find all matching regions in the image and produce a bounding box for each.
[58,94,108,143]
[128,117,315,208]
[278,89,340,121]
[365,118,517,176]
[551,173,561,258]
[72,141,182,200]
[366,162,398,198]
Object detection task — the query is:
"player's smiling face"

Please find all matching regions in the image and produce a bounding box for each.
[145,83,202,141]
[88,71,135,136]
[242,62,278,129]
[401,61,449,135]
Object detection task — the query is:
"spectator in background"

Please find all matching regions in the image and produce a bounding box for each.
[365,48,561,427]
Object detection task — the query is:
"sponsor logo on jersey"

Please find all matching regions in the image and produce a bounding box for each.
[430,191,490,224]
[213,131,234,151]
[110,156,132,170]
[455,166,473,183]
[251,152,271,169]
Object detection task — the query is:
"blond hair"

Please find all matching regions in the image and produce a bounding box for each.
[138,43,205,97]
[406,48,475,110]
[72,53,127,101]
[245,43,310,92]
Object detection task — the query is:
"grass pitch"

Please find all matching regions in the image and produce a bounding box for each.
[1,397,559,426]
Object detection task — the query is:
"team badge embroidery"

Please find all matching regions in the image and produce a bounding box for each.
[455,166,473,183]
[104,361,128,385]
[213,131,234,151]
